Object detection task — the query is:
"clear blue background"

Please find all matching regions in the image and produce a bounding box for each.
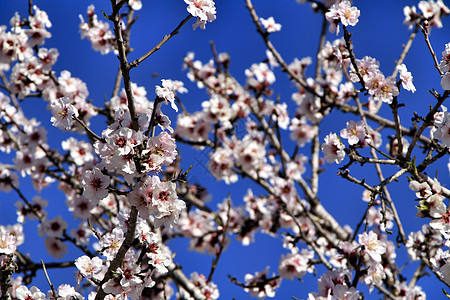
[0,0,449,299]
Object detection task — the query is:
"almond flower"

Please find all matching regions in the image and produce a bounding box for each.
[439,42,450,73]
[75,255,104,279]
[260,17,282,33]
[50,97,78,130]
[325,0,360,35]
[155,79,178,112]
[340,120,366,145]
[184,0,217,30]
[358,231,386,263]
[397,64,416,93]
[81,167,110,203]
[442,73,450,90]
[0,231,17,255]
[321,133,346,164]
[15,286,46,300]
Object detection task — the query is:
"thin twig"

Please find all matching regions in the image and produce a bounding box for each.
[168,263,207,300]
[207,195,231,282]
[41,260,58,299]
[128,15,193,69]
[389,97,404,160]
[391,24,419,78]
[73,116,104,142]
[405,90,449,161]
[419,22,444,77]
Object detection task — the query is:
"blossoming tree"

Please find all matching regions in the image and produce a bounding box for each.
[0,0,450,299]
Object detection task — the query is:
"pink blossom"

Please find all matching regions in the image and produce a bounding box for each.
[178,272,219,299]
[177,210,215,239]
[440,42,450,73]
[184,0,217,30]
[71,195,95,219]
[418,0,449,28]
[309,270,359,299]
[50,97,79,131]
[24,27,51,47]
[374,76,399,104]
[409,180,433,199]
[75,255,104,279]
[20,123,48,150]
[201,94,234,126]
[79,5,115,55]
[403,6,420,29]
[244,267,281,298]
[397,63,416,93]
[286,154,308,179]
[147,249,172,274]
[176,111,212,142]
[236,139,266,173]
[340,120,366,145]
[98,228,125,260]
[62,137,94,166]
[245,62,276,89]
[127,0,142,11]
[350,56,380,83]
[15,286,46,300]
[56,284,83,300]
[433,119,450,146]
[44,237,67,259]
[260,17,282,33]
[152,181,185,223]
[289,117,317,147]
[0,231,16,255]
[155,79,179,112]
[106,127,143,156]
[288,57,311,78]
[442,73,450,90]
[22,196,48,222]
[321,133,346,164]
[81,167,110,202]
[430,208,450,237]
[128,175,161,219]
[38,215,67,238]
[325,0,360,35]
[70,222,92,246]
[278,249,314,280]
[145,131,177,167]
[358,231,386,262]
[38,47,59,72]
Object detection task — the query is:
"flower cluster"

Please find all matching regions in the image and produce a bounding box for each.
[308,270,360,299]
[321,133,346,164]
[440,42,450,90]
[350,56,399,104]
[325,0,360,35]
[184,0,217,30]
[431,105,450,147]
[50,97,79,131]
[1,0,450,299]
[403,0,449,29]
[243,267,281,298]
[79,5,116,55]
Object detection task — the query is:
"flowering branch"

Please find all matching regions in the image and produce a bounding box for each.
[420,22,445,77]
[94,207,138,300]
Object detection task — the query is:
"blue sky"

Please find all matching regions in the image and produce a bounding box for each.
[0,0,449,299]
